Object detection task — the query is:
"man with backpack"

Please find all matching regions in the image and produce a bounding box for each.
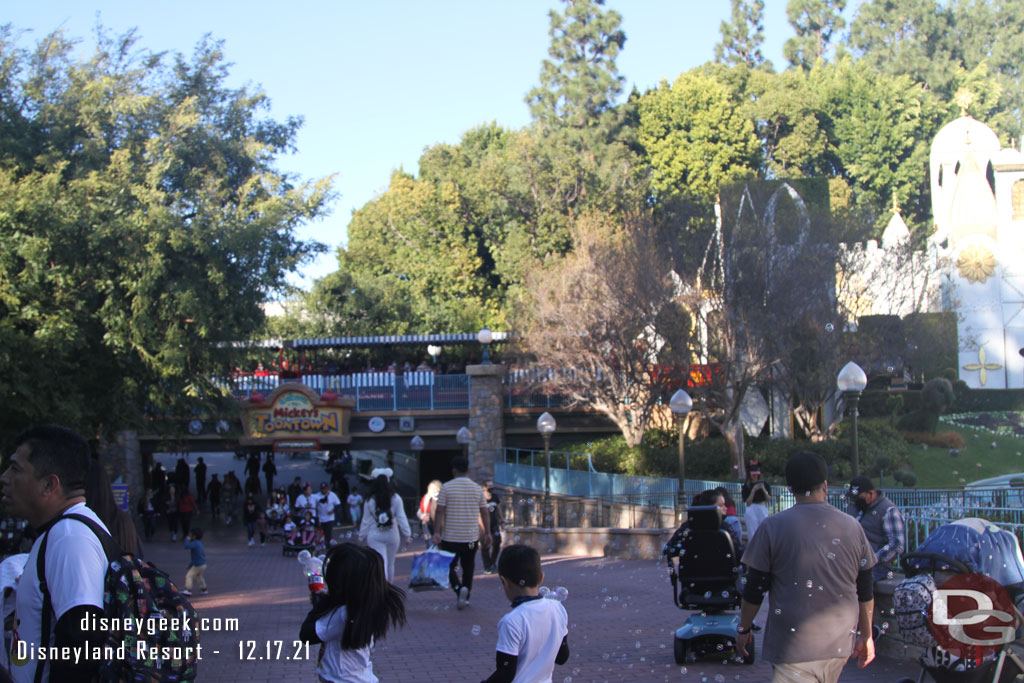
[0,425,108,682]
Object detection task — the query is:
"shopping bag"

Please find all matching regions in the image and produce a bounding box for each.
[408,546,455,591]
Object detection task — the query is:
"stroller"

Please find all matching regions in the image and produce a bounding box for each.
[895,518,1024,683]
[665,505,755,666]
[282,513,322,557]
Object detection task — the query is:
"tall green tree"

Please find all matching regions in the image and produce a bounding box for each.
[0,28,329,445]
[784,0,847,69]
[715,0,770,70]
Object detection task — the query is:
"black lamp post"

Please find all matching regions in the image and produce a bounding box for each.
[669,389,693,516]
[536,411,556,528]
[837,361,868,477]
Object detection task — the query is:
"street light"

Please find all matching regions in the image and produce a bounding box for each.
[478,327,493,365]
[456,426,473,463]
[427,344,441,366]
[410,435,424,503]
[537,412,557,528]
[669,389,693,515]
[837,361,868,477]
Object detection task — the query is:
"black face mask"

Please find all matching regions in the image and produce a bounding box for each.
[852,497,868,512]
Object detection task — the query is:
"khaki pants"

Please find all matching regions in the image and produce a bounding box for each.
[185,564,207,591]
[772,657,846,683]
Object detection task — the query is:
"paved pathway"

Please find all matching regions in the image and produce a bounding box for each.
[140,513,923,682]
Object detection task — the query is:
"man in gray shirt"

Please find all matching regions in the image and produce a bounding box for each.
[736,451,876,683]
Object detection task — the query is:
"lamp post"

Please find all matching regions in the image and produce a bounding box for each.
[837,361,868,477]
[477,327,493,365]
[427,344,441,367]
[456,426,472,465]
[669,389,693,516]
[410,435,424,500]
[536,412,557,527]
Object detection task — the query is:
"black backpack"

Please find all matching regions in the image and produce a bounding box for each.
[35,513,200,682]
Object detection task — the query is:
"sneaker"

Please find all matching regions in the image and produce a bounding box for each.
[182,589,192,596]
[248,539,255,547]
[457,586,469,610]
[201,588,208,594]
[171,533,177,542]
[260,543,265,547]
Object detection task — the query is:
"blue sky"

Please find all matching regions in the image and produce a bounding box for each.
[9,1,805,288]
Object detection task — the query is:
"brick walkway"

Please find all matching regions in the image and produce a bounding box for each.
[141,515,923,682]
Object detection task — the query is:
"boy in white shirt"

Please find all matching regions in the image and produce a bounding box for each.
[482,545,569,683]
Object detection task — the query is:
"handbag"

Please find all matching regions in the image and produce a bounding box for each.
[408,546,455,591]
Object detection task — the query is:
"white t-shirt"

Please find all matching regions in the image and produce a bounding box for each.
[295,493,317,517]
[347,493,363,510]
[496,598,569,683]
[315,491,341,523]
[315,605,376,683]
[11,503,108,683]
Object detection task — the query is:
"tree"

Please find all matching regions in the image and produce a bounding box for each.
[519,209,688,448]
[715,0,770,70]
[0,28,328,445]
[784,0,847,70]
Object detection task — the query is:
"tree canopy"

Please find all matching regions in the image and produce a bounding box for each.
[0,27,329,444]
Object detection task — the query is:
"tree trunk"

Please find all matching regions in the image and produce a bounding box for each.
[722,418,746,480]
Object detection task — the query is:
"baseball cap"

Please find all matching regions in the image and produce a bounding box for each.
[748,460,761,475]
[785,451,828,494]
[847,476,875,497]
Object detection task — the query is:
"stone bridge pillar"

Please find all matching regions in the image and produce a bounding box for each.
[467,363,505,483]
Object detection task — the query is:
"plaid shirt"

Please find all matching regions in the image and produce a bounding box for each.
[877,504,906,565]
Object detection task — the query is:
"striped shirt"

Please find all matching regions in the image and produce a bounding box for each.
[437,477,487,543]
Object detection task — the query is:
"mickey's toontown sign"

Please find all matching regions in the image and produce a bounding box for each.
[240,383,355,450]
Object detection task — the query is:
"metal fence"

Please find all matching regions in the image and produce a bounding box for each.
[496,448,678,508]
[215,373,471,410]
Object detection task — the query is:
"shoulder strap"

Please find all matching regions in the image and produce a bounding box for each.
[33,513,118,683]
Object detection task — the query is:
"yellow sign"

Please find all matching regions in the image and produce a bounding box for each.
[240,384,354,446]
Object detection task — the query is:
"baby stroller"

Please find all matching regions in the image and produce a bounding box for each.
[895,518,1024,683]
[282,515,321,557]
[665,505,754,666]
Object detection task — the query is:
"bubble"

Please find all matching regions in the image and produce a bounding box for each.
[513,535,521,542]
[860,558,868,567]
[602,587,608,593]
[704,591,712,599]
[805,580,813,588]
[774,608,782,615]
[680,667,688,675]
[539,586,550,597]
[635,641,641,649]
[721,590,730,598]
[716,644,724,651]
[602,653,610,660]
[555,586,569,601]
[563,678,572,683]
[825,322,834,332]
[471,625,481,636]
[832,538,841,545]
[827,552,836,560]
[715,676,726,683]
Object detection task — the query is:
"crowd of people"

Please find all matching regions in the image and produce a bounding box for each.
[2,421,918,683]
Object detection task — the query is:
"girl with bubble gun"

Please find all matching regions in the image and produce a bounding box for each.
[299,543,406,682]
[482,544,569,683]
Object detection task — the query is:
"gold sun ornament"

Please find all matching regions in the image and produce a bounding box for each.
[956,244,997,283]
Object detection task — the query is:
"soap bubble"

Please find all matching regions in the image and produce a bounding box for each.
[539,586,550,597]
[827,552,836,560]
[680,667,688,675]
[832,538,841,546]
[805,580,813,588]
[555,586,569,601]
[471,625,481,636]
[635,641,641,649]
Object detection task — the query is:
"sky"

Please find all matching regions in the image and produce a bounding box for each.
[8,1,806,289]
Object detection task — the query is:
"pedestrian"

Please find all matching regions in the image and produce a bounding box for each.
[481,481,503,574]
[299,543,406,682]
[431,456,491,610]
[164,483,180,541]
[262,454,277,499]
[194,457,208,505]
[174,457,190,493]
[347,486,363,526]
[222,471,240,525]
[713,486,745,555]
[315,481,343,547]
[358,471,411,582]
[138,489,157,541]
[287,476,303,510]
[295,483,317,518]
[150,462,167,498]
[244,471,261,498]
[0,425,109,682]
[244,453,261,482]
[85,459,141,557]
[208,473,222,520]
[847,475,906,583]
[178,486,198,539]
[743,461,771,542]
[736,451,876,682]
[243,496,265,548]
[182,526,208,596]
[417,480,441,543]
[483,544,569,683]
